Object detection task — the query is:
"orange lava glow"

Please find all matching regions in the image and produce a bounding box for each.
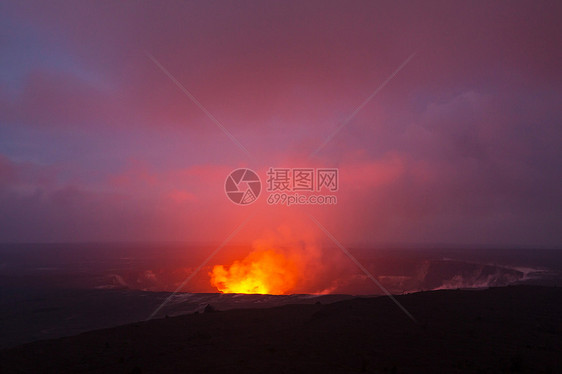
[210,249,299,294]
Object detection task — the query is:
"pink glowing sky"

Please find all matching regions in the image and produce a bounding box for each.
[0,1,560,247]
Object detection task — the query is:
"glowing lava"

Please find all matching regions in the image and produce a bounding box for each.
[210,249,299,294]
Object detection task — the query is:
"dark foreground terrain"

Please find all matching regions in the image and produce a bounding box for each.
[1,286,561,373]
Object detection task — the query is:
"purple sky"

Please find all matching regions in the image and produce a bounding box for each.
[0,1,561,247]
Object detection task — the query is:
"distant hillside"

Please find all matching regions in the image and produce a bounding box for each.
[1,286,561,373]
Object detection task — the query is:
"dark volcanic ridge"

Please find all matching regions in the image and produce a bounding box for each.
[0,289,353,349]
[1,286,561,373]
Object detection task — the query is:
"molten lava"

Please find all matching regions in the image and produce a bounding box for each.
[210,249,299,294]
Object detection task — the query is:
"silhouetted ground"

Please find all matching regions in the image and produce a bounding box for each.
[1,286,561,373]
